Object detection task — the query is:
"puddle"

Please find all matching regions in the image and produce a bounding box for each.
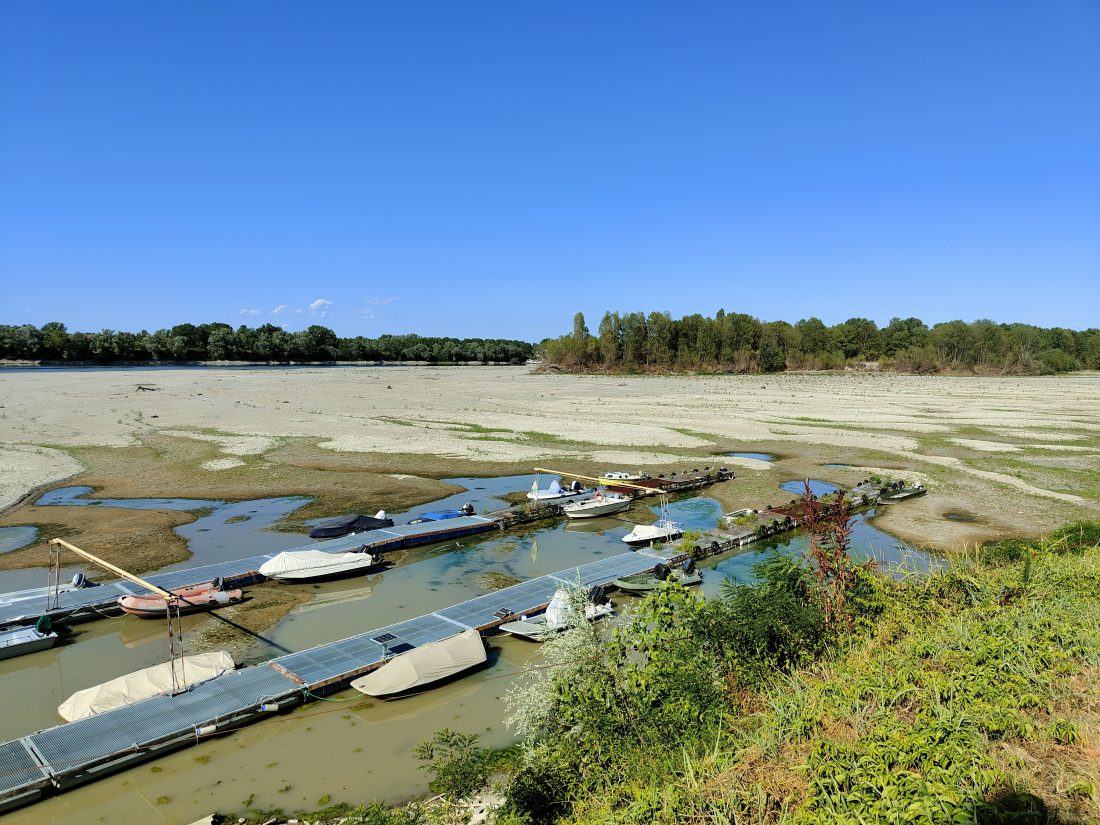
[943,510,979,523]
[821,463,850,469]
[779,479,840,498]
[727,452,777,462]
[0,526,37,554]
[35,486,219,511]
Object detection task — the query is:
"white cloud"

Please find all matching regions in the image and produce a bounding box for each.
[239,308,261,316]
[271,305,288,316]
[363,296,399,306]
[308,298,333,318]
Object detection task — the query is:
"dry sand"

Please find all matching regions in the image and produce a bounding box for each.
[1,367,1097,552]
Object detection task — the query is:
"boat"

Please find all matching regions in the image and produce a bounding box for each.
[526,479,585,502]
[58,651,235,720]
[0,624,59,661]
[622,520,683,546]
[878,483,927,503]
[349,628,487,698]
[563,490,633,519]
[614,561,701,594]
[498,587,614,641]
[599,471,648,483]
[259,548,381,582]
[407,503,475,524]
[308,511,394,539]
[118,585,244,618]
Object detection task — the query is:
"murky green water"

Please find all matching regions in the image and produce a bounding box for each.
[0,476,936,824]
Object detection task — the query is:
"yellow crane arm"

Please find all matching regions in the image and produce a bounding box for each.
[49,538,176,600]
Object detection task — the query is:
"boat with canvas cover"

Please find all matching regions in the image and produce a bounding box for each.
[57,651,236,720]
[349,628,487,698]
[563,490,632,519]
[118,585,244,618]
[622,520,683,546]
[259,548,381,582]
[498,587,614,641]
[308,511,393,539]
[614,560,701,594]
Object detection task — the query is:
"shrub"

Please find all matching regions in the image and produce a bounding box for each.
[414,729,492,800]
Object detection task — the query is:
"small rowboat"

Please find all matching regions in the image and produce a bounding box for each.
[878,484,927,503]
[118,586,244,618]
[0,625,59,661]
[614,562,701,594]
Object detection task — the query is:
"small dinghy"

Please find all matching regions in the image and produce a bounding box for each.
[407,504,475,524]
[58,651,235,720]
[308,510,393,539]
[0,622,60,661]
[259,548,381,582]
[498,587,614,641]
[350,629,487,698]
[622,519,683,546]
[118,584,244,618]
[614,560,701,594]
[563,490,633,519]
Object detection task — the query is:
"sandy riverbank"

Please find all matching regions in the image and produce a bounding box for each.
[1,367,1097,557]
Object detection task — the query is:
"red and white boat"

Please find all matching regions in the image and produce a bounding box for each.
[118,584,244,618]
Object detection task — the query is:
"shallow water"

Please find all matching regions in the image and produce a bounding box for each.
[0,525,37,554]
[0,476,936,824]
[727,451,777,462]
[779,478,841,498]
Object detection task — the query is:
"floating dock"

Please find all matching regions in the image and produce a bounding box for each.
[0,550,658,813]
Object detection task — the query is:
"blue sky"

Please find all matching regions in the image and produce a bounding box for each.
[1,2,1097,339]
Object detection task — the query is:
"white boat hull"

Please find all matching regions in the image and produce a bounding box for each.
[563,496,633,519]
[622,522,683,546]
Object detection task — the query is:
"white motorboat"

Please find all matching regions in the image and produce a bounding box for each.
[622,520,683,546]
[526,478,585,502]
[498,588,614,640]
[563,491,633,519]
[600,471,648,483]
[259,549,381,582]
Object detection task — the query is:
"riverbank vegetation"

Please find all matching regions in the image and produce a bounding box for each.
[542,311,1100,374]
[235,511,1100,825]
[0,321,533,364]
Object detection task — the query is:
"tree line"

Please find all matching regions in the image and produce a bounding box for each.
[0,322,534,365]
[542,311,1099,374]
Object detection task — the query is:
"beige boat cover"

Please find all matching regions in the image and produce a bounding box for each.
[350,629,486,697]
[58,651,235,721]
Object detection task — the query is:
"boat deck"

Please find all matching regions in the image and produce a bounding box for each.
[0,549,657,811]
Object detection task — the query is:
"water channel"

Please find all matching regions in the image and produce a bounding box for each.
[0,475,936,824]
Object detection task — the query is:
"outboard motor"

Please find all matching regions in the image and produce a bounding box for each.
[589,584,611,606]
[71,572,99,589]
[570,479,582,493]
[653,562,671,581]
[374,509,387,520]
[682,558,696,575]
[213,576,225,591]
[461,503,475,515]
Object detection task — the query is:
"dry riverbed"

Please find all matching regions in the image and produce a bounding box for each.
[1,367,1097,568]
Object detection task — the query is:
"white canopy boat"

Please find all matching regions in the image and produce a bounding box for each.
[563,491,633,519]
[622,519,683,547]
[599,471,648,483]
[526,478,585,502]
[349,628,487,698]
[58,651,235,721]
[259,548,381,582]
[498,588,614,641]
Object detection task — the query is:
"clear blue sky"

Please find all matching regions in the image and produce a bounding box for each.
[2,1,1097,339]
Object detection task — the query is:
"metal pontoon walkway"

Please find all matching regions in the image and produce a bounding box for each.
[0,550,656,812]
[0,515,497,629]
